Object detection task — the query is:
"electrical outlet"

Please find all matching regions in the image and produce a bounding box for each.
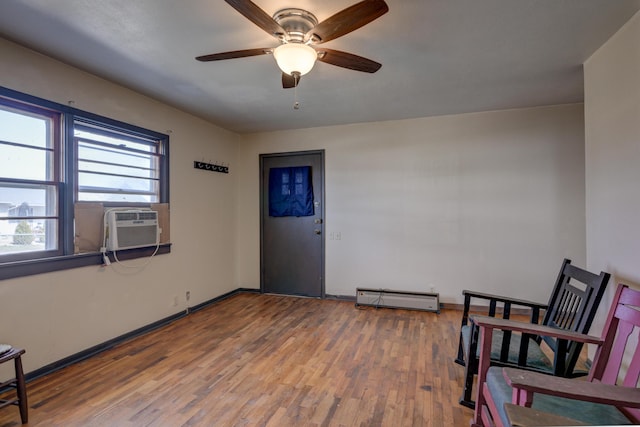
[186,291,191,301]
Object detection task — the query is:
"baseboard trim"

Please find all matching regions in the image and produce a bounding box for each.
[24,288,260,383]
[188,288,260,313]
[325,294,356,301]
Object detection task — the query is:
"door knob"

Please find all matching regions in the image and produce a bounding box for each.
[314,229,322,235]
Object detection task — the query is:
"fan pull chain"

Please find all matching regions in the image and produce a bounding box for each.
[293,72,300,110]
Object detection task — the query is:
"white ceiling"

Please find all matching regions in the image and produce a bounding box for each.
[1,0,639,134]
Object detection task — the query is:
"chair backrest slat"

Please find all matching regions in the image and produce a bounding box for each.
[624,341,640,388]
[563,263,602,287]
[588,285,640,422]
[601,320,633,384]
[553,291,580,329]
[619,286,640,306]
[615,301,640,388]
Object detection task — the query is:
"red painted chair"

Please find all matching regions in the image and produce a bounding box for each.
[471,283,640,427]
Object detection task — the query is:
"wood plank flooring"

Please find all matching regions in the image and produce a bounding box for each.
[0,293,473,426]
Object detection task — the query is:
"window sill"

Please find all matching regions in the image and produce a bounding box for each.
[0,243,171,281]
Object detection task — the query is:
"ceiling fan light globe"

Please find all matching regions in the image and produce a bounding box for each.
[273,43,317,76]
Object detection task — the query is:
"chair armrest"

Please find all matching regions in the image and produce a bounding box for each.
[462,290,548,310]
[471,315,603,345]
[472,315,602,376]
[458,290,548,370]
[503,367,640,408]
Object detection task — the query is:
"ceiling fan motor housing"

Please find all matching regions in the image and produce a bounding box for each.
[273,8,318,43]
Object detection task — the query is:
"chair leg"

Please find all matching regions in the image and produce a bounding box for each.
[459,358,476,408]
[455,333,466,366]
[456,294,472,366]
[480,405,496,427]
[14,355,28,424]
[473,326,495,427]
[459,321,480,408]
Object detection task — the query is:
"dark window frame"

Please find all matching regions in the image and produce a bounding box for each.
[0,86,170,280]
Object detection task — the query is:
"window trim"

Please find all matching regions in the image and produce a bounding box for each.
[0,244,172,281]
[0,86,170,280]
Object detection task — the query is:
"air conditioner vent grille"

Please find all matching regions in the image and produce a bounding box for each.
[115,212,138,221]
[106,209,159,251]
[138,212,157,220]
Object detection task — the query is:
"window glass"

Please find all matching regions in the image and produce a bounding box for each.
[75,125,161,203]
[0,101,59,258]
[0,185,57,218]
[0,108,51,148]
[0,109,54,181]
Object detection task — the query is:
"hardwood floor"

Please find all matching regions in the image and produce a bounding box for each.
[0,293,474,426]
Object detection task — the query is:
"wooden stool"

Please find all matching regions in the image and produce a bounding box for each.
[0,347,28,424]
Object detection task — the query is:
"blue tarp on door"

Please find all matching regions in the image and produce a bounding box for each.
[269,166,314,217]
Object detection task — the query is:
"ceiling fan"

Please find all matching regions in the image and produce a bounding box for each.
[196,0,389,89]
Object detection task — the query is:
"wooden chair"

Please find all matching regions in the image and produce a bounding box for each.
[455,258,610,408]
[472,283,640,427]
[0,347,28,424]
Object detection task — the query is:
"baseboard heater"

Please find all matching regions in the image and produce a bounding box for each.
[356,288,440,313]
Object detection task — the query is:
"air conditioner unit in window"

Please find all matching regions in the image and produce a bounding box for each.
[106,209,159,251]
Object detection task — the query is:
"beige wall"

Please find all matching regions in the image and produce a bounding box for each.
[0,38,240,376]
[584,10,640,338]
[236,104,587,303]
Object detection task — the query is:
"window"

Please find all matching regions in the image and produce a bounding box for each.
[75,119,162,203]
[268,166,314,217]
[0,99,61,260]
[0,87,169,278]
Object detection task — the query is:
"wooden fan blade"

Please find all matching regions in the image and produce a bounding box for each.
[225,0,286,38]
[196,48,272,61]
[317,48,381,73]
[282,72,301,89]
[306,0,389,44]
